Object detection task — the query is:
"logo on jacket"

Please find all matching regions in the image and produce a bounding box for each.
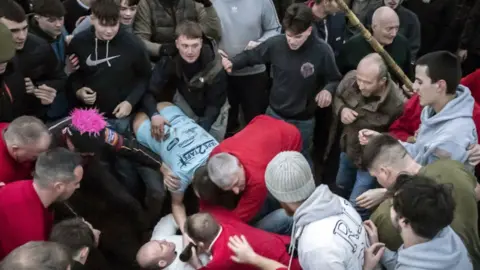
[300,62,315,78]
[86,54,121,66]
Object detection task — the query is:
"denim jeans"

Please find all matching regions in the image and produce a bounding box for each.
[336,152,376,220]
[266,107,314,167]
[251,193,293,235]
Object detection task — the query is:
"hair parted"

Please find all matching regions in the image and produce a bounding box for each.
[282,3,313,34]
[91,0,120,26]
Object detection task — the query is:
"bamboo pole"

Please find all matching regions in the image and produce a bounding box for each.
[332,0,414,96]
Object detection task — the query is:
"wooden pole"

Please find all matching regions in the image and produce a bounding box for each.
[333,0,414,96]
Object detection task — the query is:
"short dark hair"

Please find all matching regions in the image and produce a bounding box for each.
[184,213,220,244]
[34,147,83,188]
[390,174,456,239]
[124,0,140,6]
[192,166,239,210]
[282,3,313,34]
[175,21,203,39]
[0,0,26,23]
[415,51,461,95]
[0,241,72,270]
[91,0,120,26]
[32,0,66,18]
[49,218,95,256]
[361,134,407,170]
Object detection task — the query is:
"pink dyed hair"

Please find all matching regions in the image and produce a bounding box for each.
[70,108,108,136]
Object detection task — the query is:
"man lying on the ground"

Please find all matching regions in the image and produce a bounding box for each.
[133,102,219,244]
[136,214,210,270]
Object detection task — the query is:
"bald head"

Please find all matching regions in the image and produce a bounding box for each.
[184,213,220,245]
[357,53,388,80]
[137,241,161,268]
[372,6,399,45]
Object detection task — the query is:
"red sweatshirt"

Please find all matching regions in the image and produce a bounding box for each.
[461,69,480,103]
[0,123,34,184]
[201,207,301,270]
[0,180,53,259]
[208,115,302,222]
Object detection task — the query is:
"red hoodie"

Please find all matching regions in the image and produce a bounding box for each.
[202,207,300,270]
[0,123,34,184]
[207,115,302,222]
[0,180,53,259]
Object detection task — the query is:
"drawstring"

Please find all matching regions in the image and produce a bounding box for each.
[287,219,297,270]
[106,40,111,67]
[95,38,98,62]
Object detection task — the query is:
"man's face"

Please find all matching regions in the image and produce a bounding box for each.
[120,0,137,25]
[384,0,400,9]
[55,166,83,201]
[372,18,399,45]
[152,240,177,267]
[0,63,7,74]
[13,134,52,163]
[92,17,120,41]
[356,67,386,97]
[285,26,312,50]
[36,16,64,38]
[176,35,202,63]
[1,18,28,50]
[222,167,246,195]
[413,65,443,107]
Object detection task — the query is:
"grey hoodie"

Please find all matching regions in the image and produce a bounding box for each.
[212,0,281,76]
[402,85,477,169]
[289,185,368,270]
[381,226,473,270]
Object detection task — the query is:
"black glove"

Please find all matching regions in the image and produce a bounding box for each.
[193,0,212,7]
[158,43,178,56]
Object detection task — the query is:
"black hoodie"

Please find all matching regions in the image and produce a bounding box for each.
[0,58,32,122]
[67,27,151,118]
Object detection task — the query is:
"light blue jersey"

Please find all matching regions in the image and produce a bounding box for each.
[136,106,219,193]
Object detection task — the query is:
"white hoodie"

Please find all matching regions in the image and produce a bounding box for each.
[289,185,369,270]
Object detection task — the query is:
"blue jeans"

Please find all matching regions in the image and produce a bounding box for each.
[251,193,293,235]
[336,152,376,220]
[266,107,314,167]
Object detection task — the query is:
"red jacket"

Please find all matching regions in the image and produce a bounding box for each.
[0,180,53,259]
[202,207,300,270]
[0,123,34,184]
[208,116,302,222]
[461,69,480,103]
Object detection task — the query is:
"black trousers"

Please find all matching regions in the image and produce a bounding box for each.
[226,71,269,133]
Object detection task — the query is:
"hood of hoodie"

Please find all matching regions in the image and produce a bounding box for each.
[397,227,473,270]
[293,185,344,227]
[420,84,474,127]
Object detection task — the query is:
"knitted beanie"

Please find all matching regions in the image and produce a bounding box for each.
[0,24,15,63]
[265,151,316,203]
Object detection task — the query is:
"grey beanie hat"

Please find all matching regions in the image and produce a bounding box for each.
[265,151,316,203]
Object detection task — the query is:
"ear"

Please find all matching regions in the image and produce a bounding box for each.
[437,80,447,93]
[158,260,167,267]
[175,39,180,49]
[79,247,90,259]
[197,242,205,250]
[53,181,64,192]
[306,26,313,35]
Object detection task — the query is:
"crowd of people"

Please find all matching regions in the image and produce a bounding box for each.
[0,0,480,269]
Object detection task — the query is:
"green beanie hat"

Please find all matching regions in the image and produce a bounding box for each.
[0,24,15,63]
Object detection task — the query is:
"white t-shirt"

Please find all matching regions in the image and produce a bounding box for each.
[151,215,209,270]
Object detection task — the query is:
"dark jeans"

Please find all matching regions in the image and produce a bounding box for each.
[226,72,269,133]
[251,193,293,236]
[266,107,314,167]
[336,152,376,220]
